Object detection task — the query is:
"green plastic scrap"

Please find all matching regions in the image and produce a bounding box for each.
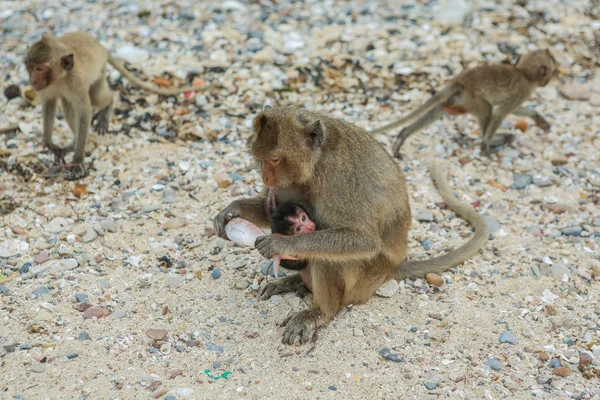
[202,369,231,380]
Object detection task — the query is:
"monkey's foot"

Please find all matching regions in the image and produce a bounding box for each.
[92,110,110,135]
[281,309,320,345]
[488,133,515,147]
[64,164,88,181]
[48,144,73,165]
[533,116,551,132]
[260,274,307,300]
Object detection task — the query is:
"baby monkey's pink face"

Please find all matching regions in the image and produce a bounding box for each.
[287,209,316,234]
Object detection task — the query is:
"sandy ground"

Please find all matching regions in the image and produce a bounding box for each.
[1,0,600,399]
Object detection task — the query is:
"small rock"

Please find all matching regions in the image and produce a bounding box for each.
[100,220,118,233]
[78,331,91,341]
[380,347,404,363]
[328,385,337,391]
[114,45,150,64]
[81,226,98,243]
[146,329,168,340]
[376,279,399,297]
[75,294,89,303]
[0,285,8,294]
[486,358,502,371]
[66,353,78,359]
[205,343,224,353]
[235,280,248,289]
[230,260,247,269]
[425,273,444,286]
[82,307,110,319]
[4,84,21,100]
[551,155,568,166]
[560,82,591,101]
[553,367,571,377]
[29,258,78,277]
[592,265,600,279]
[579,353,592,367]
[211,268,222,279]
[547,229,562,239]
[35,251,49,264]
[259,260,286,277]
[539,351,549,361]
[168,277,184,287]
[421,239,432,250]
[483,215,500,232]
[32,286,51,297]
[113,310,127,319]
[424,380,440,390]
[512,174,533,190]
[561,227,582,237]
[549,358,562,368]
[533,176,553,187]
[353,327,364,337]
[31,364,46,373]
[417,211,434,223]
[43,217,70,234]
[0,239,29,258]
[551,263,571,279]
[499,331,517,345]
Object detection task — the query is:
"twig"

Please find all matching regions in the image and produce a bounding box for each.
[0,125,19,134]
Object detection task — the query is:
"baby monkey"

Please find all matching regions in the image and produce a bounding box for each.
[372,49,556,158]
[270,201,316,272]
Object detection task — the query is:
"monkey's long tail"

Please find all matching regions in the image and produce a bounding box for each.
[107,55,218,96]
[371,85,460,135]
[396,163,489,280]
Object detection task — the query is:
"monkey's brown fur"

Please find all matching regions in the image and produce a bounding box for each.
[372,49,556,158]
[24,32,218,178]
[214,106,489,345]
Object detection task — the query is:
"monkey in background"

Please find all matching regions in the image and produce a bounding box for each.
[214,106,489,345]
[372,49,556,158]
[24,32,217,179]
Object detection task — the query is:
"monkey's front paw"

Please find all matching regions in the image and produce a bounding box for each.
[213,205,240,239]
[255,235,285,259]
[480,142,492,157]
[93,113,110,135]
[64,164,88,181]
[281,310,317,345]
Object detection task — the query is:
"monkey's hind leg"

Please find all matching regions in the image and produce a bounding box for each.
[392,104,444,159]
[91,77,114,135]
[260,273,309,300]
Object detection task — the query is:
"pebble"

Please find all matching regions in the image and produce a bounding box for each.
[485,358,502,371]
[551,263,571,279]
[168,277,184,287]
[512,174,533,190]
[78,332,91,342]
[75,294,89,303]
[146,329,168,340]
[81,227,98,243]
[376,279,399,298]
[380,348,404,363]
[100,220,118,233]
[0,285,8,294]
[4,84,21,100]
[82,307,110,319]
[424,380,440,390]
[259,260,286,277]
[579,353,592,367]
[417,211,434,223]
[499,331,517,344]
[533,175,553,187]
[560,82,591,100]
[421,240,432,250]
[425,273,443,286]
[553,367,571,377]
[230,260,247,269]
[114,45,150,64]
[547,229,562,238]
[561,227,582,237]
[205,343,224,353]
[113,310,127,319]
[32,286,51,297]
[166,388,194,398]
[549,358,562,368]
[211,268,222,279]
[66,353,79,359]
[0,239,29,258]
[29,258,78,277]
[483,215,499,232]
[353,327,365,336]
[43,217,70,234]
[31,364,46,373]
[328,385,337,391]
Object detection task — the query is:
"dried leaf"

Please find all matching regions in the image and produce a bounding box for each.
[153,77,171,88]
[488,180,508,192]
[72,184,88,198]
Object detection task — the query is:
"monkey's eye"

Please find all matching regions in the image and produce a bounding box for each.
[301,215,306,222]
[35,66,45,72]
[269,157,280,164]
[296,225,302,232]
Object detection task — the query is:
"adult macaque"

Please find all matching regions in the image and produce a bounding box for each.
[372,49,556,158]
[213,106,489,345]
[24,32,217,178]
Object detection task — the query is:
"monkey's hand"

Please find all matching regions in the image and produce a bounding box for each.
[213,203,241,239]
[281,309,319,345]
[255,234,289,259]
[533,116,551,132]
[47,143,74,165]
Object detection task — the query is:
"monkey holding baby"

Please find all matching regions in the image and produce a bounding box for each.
[24,32,216,179]
[214,106,489,345]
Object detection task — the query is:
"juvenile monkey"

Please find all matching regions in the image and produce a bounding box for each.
[372,49,556,158]
[24,32,216,178]
[270,201,316,272]
[213,106,489,345]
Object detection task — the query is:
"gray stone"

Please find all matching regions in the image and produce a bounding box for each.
[29,258,78,277]
[533,176,553,187]
[417,210,434,223]
[31,364,46,373]
[485,358,502,371]
[44,217,70,234]
[531,265,541,277]
[376,279,399,298]
[484,215,500,232]
[168,277,184,287]
[512,174,533,189]
[212,361,222,369]
[75,294,89,303]
[499,331,517,344]
[593,218,600,227]
[32,286,51,297]
[211,268,222,279]
[78,331,91,341]
[0,285,8,294]
[259,260,286,277]
[527,225,541,235]
[561,227,582,236]
[230,260,248,269]
[551,263,571,279]
[380,347,404,363]
[421,240,432,250]
[205,343,224,353]
[547,229,562,238]
[81,226,98,243]
[424,380,440,390]
[100,220,118,233]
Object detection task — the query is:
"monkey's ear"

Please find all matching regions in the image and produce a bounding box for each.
[253,113,267,134]
[538,65,548,80]
[61,54,74,71]
[263,105,272,111]
[306,120,324,148]
[513,55,521,66]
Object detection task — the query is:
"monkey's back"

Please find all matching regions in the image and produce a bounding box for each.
[58,32,108,82]
[455,64,534,105]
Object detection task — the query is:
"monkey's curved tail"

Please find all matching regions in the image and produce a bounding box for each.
[371,85,460,135]
[396,163,489,280]
[107,55,219,96]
